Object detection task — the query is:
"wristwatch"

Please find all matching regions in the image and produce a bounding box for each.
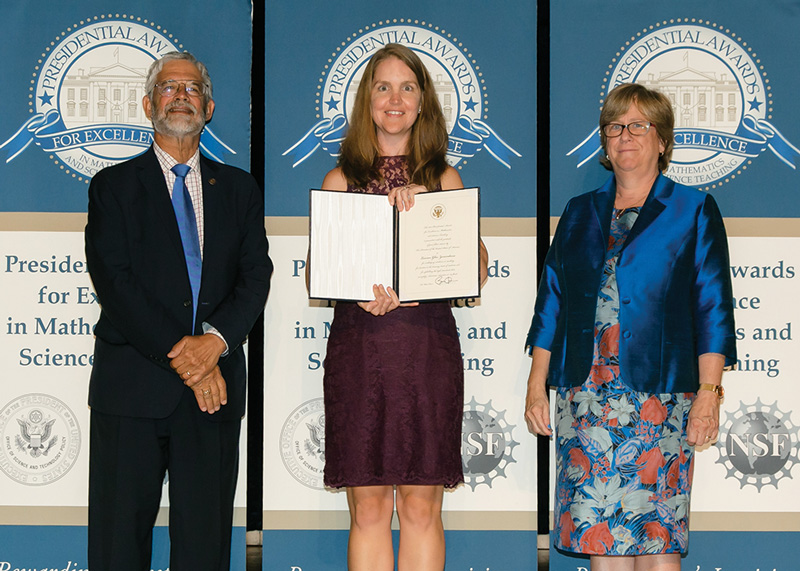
[699,383,724,400]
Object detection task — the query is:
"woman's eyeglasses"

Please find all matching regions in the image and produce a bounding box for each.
[602,121,654,137]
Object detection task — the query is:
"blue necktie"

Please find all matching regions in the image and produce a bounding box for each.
[171,163,202,332]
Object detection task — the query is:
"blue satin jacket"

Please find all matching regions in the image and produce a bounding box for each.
[526,174,737,393]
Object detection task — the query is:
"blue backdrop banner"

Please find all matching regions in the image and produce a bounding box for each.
[264,0,536,218]
[549,0,800,218]
[0,3,254,570]
[548,2,800,569]
[0,1,254,213]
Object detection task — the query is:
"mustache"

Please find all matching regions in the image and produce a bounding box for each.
[165,101,199,114]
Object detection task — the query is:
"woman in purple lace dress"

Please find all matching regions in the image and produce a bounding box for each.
[319,44,488,571]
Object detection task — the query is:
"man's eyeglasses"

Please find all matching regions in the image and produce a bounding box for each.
[602,121,654,137]
[154,80,205,98]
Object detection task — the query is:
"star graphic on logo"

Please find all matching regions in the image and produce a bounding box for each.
[325,96,340,111]
[748,97,762,111]
[38,93,54,106]
[462,97,478,112]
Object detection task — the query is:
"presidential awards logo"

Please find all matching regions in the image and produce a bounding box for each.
[569,19,799,190]
[280,398,326,489]
[284,20,520,169]
[0,14,233,183]
[715,399,799,491]
[0,393,81,486]
[461,397,519,490]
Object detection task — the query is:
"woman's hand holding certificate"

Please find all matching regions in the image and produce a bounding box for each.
[388,183,429,211]
[309,186,480,303]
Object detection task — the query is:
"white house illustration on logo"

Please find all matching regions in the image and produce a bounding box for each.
[1,17,236,183]
[640,52,740,130]
[61,59,150,128]
[568,22,799,189]
[285,23,520,169]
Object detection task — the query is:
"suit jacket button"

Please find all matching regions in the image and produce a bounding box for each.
[183,300,192,307]
[622,330,632,339]
[621,297,631,304]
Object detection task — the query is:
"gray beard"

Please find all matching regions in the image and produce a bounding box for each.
[152,102,206,138]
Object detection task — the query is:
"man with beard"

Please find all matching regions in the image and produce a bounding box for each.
[84,52,272,571]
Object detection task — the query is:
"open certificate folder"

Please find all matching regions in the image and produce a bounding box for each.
[309,187,480,302]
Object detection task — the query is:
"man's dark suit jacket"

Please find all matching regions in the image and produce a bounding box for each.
[85,147,272,422]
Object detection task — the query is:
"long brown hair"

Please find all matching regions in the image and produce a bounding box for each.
[338,43,448,189]
[599,83,675,173]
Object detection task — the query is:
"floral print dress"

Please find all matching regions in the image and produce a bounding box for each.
[553,208,695,556]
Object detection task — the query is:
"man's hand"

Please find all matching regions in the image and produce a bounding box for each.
[190,366,227,414]
[168,333,226,386]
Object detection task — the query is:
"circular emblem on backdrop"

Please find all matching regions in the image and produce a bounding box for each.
[0,14,234,182]
[714,398,799,491]
[0,393,81,486]
[568,19,799,190]
[283,20,520,169]
[461,397,519,491]
[280,398,326,489]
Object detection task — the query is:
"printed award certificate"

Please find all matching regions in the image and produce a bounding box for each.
[309,187,480,302]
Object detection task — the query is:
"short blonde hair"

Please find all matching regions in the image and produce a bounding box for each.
[599,83,674,172]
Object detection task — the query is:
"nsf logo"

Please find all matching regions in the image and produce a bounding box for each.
[569,19,799,190]
[715,399,799,491]
[1,14,233,183]
[461,397,519,491]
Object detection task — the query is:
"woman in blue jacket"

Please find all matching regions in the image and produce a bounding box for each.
[524,83,736,570]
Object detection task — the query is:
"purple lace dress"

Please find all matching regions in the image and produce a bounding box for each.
[322,156,465,488]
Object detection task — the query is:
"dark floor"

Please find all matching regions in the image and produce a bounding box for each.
[538,547,549,570]
[246,545,259,571]
[246,545,549,570]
